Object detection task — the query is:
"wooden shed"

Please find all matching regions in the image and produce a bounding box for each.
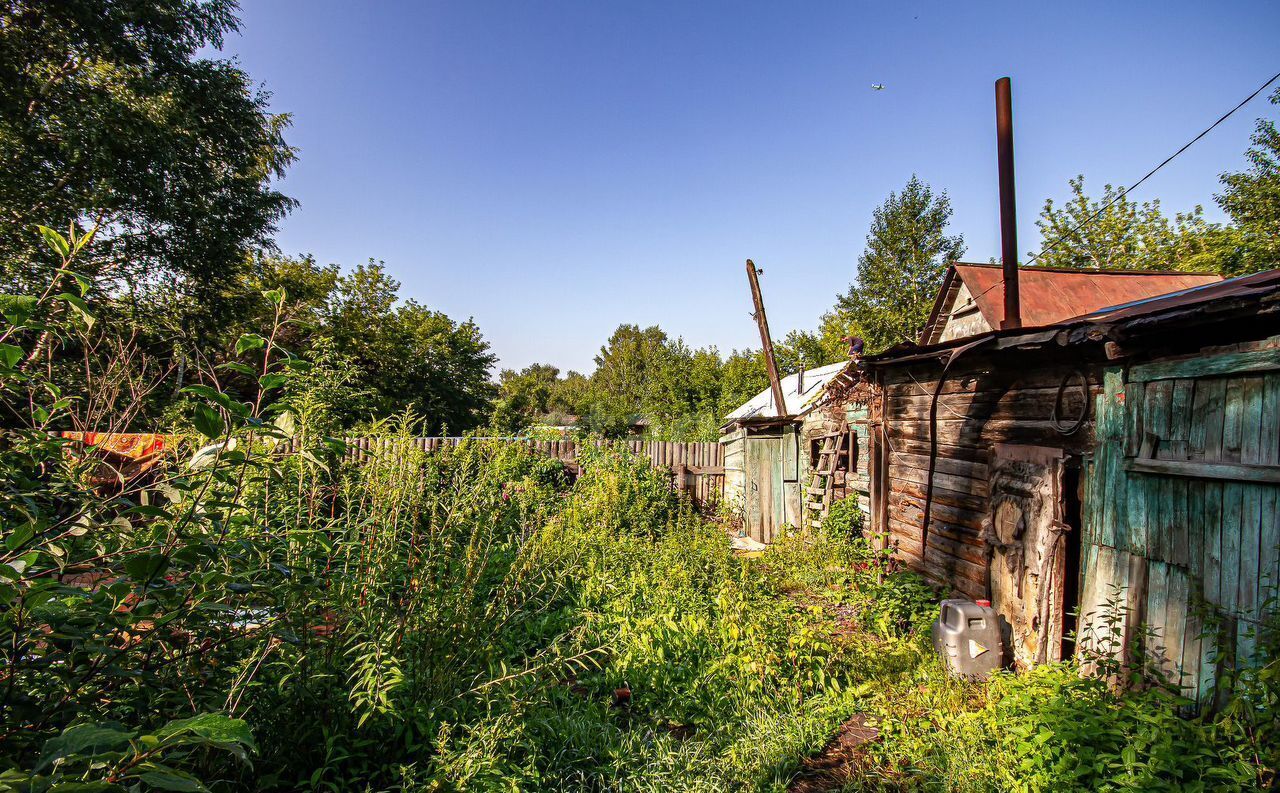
[863,266,1280,701]
[721,361,873,542]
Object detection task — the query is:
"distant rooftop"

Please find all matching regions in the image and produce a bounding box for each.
[723,361,849,424]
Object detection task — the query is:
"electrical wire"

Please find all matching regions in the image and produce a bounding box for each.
[1025,69,1280,266]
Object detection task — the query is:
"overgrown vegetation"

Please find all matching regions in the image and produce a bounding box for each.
[1,228,1275,790]
[3,5,1280,787]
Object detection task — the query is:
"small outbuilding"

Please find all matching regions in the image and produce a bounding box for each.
[862,265,1280,702]
[720,361,873,542]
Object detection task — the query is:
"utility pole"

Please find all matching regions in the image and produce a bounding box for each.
[995,76,1022,330]
[745,260,788,416]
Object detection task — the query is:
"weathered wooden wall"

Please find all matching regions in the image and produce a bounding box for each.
[799,402,873,520]
[1080,339,1280,703]
[873,356,1101,600]
[719,402,874,543]
[342,437,725,507]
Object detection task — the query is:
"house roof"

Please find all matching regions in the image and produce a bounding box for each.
[723,361,850,424]
[867,267,1280,366]
[920,262,1222,344]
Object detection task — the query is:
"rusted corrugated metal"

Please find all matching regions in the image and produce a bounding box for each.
[921,263,1222,344]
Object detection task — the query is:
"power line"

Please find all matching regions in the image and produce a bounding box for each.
[1025,69,1280,266]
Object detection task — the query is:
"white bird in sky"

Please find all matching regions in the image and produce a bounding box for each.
[871,83,886,91]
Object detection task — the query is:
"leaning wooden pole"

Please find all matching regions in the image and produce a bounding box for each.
[745,260,788,416]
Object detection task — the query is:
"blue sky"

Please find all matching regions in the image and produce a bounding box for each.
[218,1,1280,373]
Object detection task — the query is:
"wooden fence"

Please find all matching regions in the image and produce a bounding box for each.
[342,437,725,507]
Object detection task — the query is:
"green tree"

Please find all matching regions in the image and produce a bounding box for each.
[549,370,592,418]
[834,176,965,352]
[584,324,670,435]
[718,349,768,419]
[326,262,496,432]
[640,340,724,441]
[1032,175,1220,272]
[0,1,296,303]
[1216,87,1280,274]
[491,363,563,433]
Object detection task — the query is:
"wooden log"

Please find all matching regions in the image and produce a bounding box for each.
[888,450,990,481]
[888,464,989,498]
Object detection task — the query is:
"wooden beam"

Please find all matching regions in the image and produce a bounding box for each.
[1126,457,1280,484]
[1129,347,1280,383]
[746,259,788,417]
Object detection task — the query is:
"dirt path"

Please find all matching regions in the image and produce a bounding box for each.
[787,713,880,793]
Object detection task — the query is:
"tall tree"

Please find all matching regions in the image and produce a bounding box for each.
[834,176,965,352]
[0,0,296,306]
[585,324,670,434]
[326,262,496,432]
[1032,176,1219,272]
[1216,87,1280,274]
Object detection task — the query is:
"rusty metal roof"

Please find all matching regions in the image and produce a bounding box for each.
[923,263,1222,343]
[870,267,1280,366]
[1081,267,1280,323]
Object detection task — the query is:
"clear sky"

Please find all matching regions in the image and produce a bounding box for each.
[217,1,1280,374]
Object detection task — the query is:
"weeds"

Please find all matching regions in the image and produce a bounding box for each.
[0,228,1275,791]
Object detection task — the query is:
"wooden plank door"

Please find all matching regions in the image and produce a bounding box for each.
[745,433,780,543]
[988,444,1070,669]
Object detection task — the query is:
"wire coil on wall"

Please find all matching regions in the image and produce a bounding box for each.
[1050,370,1090,436]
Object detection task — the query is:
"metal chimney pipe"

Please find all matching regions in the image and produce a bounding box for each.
[995,76,1021,330]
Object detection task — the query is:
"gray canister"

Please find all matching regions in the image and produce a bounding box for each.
[931,598,1003,680]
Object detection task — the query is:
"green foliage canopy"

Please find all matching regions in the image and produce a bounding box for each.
[1032,176,1222,272]
[1216,87,1280,274]
[0,0,296,299]
[831,176,965,352]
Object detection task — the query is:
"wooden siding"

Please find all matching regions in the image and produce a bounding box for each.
[1080,341,1280,702]
[874,357,1101,600]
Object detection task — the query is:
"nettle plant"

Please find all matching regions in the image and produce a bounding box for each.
[0,225,327,791]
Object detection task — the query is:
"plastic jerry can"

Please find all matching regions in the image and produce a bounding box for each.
[931,598,1003,680]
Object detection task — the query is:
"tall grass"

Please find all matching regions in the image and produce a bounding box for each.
[1,227,1276,791]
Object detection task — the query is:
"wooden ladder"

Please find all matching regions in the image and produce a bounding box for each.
[804,426,848,530]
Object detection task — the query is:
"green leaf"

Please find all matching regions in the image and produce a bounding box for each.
[0,343,22,369]
[57,292,95,330]
[187,438,236,470]
[191,404,224,440]
[124,552,168,583]
[156,713,257,753]
[36,224,70,258]
[261,288,286,306]
[0,294,38,326]
[215,362,257,377]
[137,767,208,792]
[5,523,34,551]
[37,723,134,771]
[235,333,266,356]
[258,373,287,391]
[181,385,248,417]
[71,223,99,255]
[273,410,297,438]
[57,267,93,297]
